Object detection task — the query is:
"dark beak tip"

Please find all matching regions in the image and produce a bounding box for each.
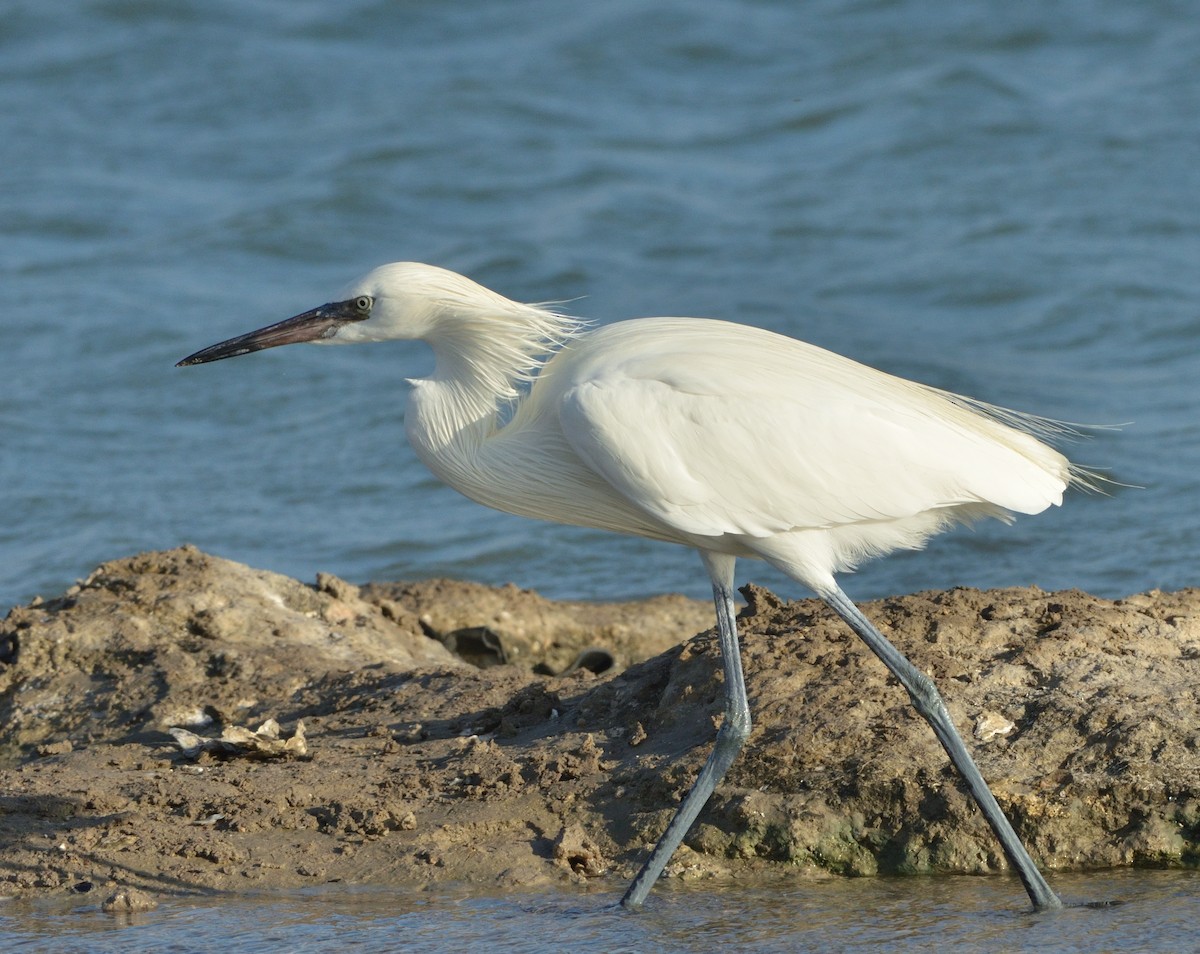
[175,297,365,369]
[175,352,218,367]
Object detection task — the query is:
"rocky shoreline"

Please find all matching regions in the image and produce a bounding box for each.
[0,546,1196,902]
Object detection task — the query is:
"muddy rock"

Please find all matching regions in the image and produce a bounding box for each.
[0,546,459,759]
[360,577,712,675]
[101,886,158,913]
[0,547,1196,901]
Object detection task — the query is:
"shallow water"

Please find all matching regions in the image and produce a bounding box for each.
[2,0,1197,611]
[2,870,1198,953]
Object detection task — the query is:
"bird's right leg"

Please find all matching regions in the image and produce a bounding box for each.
[621,552,751,909]
[820,583,1063,911]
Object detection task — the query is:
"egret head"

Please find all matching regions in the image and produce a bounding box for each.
[328,262,524,344]
[177,263,538,366]
[176,262,578,369]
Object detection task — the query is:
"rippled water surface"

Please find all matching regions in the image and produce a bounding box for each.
[3,0,1198,609]
[2,871,1199,953]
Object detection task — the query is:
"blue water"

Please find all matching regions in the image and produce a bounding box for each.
[3,1,1197,611]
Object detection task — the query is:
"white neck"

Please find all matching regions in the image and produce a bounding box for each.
[399,295,686,544]
[402,298,581,493]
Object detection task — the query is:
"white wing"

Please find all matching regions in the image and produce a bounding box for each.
[556,318,1070,541]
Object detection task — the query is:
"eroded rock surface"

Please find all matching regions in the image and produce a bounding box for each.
[0,547,1196,900]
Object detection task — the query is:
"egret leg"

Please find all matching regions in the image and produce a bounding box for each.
[820,583,1063,911]
[621,553,750,909]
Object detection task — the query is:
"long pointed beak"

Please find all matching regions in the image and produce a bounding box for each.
[176,298,369,367]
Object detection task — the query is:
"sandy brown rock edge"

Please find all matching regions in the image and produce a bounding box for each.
[0,546,1196,901]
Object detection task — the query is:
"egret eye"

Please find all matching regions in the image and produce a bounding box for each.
[355,295,373,314]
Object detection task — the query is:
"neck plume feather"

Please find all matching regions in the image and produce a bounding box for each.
[423,295,586,402]
[404,293,586,472]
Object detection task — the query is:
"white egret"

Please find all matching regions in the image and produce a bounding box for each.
[178,262,1090,911]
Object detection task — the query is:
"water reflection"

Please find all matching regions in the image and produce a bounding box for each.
[1,870,1196,953]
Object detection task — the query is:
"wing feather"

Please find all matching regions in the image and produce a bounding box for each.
[555,319,1070,541]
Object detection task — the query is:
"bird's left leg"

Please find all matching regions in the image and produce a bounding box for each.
[819,582,1063,911]
[621,552,751,909]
